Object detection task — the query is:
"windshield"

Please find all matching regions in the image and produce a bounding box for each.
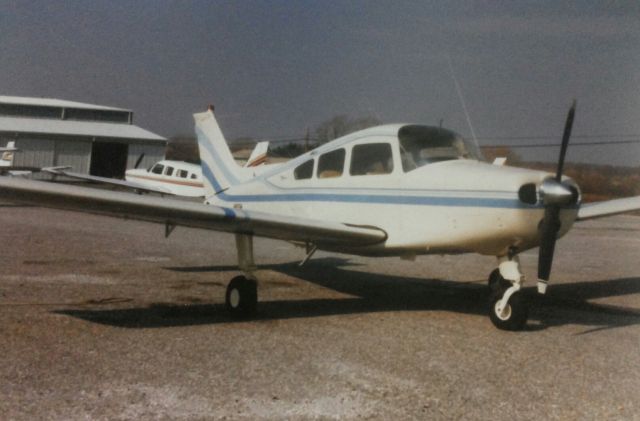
[398,125,483,172]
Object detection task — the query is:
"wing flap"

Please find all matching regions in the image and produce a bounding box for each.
[577,196,640,221]
[0,177,386,247]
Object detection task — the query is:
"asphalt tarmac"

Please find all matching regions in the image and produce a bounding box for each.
[1,204,639,420]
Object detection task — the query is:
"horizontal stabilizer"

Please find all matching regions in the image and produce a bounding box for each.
[577,196,640,221]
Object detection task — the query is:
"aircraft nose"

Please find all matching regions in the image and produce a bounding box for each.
[517,177,580,207]
[539,178,580,206]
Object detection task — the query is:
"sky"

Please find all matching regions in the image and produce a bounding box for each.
[1,1,639,166]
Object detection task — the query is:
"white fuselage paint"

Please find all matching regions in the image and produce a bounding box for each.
[205,158,577,258]
[125,160,205,197]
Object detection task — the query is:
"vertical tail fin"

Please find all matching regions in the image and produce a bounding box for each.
[244,141,269,167]
[194,109,247,197]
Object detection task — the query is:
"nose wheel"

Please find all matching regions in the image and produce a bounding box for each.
[487,259,529,331]
[489,287,528,331]
[225,276,257,317]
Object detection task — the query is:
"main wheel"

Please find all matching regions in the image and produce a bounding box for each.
[489,289,528,331]
[225,276,257,317]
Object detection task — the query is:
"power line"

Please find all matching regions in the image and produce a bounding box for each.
[256,136,640,148]
[482,139,640,148]
[477,134,640,141]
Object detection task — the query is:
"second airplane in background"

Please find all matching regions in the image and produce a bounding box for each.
[47,140,272,197]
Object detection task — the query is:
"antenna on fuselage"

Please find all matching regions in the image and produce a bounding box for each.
[446,54,480,149]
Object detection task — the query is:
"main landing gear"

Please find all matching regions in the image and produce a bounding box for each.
[224,234,258,317]
[225,275,257,316]
[488,256,529,331]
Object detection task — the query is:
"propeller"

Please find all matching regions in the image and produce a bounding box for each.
[134,153,145,169]
[537,100,577,285]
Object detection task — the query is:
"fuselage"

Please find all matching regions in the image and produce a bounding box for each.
[203,124,580,257]
[126,160,204,197]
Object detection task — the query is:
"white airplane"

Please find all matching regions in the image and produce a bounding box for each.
[46,141,272,197]
[1,102,639,330]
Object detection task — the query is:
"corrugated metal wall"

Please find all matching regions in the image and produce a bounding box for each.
[13,138,55,167]
[55,139,92,173]
[12,138,55,179]
[127,143,165,170]
[6,136,166,179]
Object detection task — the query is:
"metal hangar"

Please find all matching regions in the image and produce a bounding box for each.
[0,96,167,178]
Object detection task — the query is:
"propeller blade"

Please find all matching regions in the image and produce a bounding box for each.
[134,153,145,169]
[555,100,576,181]
[537,100,577,283]
[538,206,561,280]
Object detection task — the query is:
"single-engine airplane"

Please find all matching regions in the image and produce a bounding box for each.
[1,102,639,330]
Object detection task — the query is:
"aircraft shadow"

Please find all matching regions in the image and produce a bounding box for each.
[55,258,640,333]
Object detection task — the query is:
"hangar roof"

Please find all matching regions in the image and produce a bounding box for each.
[0,96,130,112]
[0,116,166,143]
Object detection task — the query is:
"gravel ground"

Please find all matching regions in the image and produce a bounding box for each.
[0,204,639,420]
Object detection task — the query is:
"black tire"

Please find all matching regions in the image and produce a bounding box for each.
[225,276,257,317]
[489,289,528,331]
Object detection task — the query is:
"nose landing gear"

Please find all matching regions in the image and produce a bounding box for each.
[488,256,529,331]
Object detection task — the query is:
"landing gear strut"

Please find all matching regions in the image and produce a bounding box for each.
[225,234,258,317]
[488,256,528,331]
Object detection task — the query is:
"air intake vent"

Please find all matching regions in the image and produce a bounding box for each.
[518,183,538,205]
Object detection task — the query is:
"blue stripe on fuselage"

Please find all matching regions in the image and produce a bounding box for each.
[201,161,539,209]
[202,161,224,193]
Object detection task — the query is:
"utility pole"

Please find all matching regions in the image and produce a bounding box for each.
[305,127,310,152]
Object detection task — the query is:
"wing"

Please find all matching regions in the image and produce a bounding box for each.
[0,166,41,174]
[577,196,640,221]
[0,177,386,247]
[43,168,174,195]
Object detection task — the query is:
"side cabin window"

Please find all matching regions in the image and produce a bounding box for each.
[317,149,345,179]
[151,163,164,175]
[294,160,314,180]
[177,169,188,178]
[165,166,174,176]
[350,143,394,176]
[191,173,198,180]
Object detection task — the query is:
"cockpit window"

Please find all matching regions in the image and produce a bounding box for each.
[317,149,345,178]
[165,166,174,176]
[398,125,482,172]
[151,163,164,175]
[350,143,394,176]
[294,160,314,180]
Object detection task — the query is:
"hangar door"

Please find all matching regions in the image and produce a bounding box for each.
[90,141,128,178]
